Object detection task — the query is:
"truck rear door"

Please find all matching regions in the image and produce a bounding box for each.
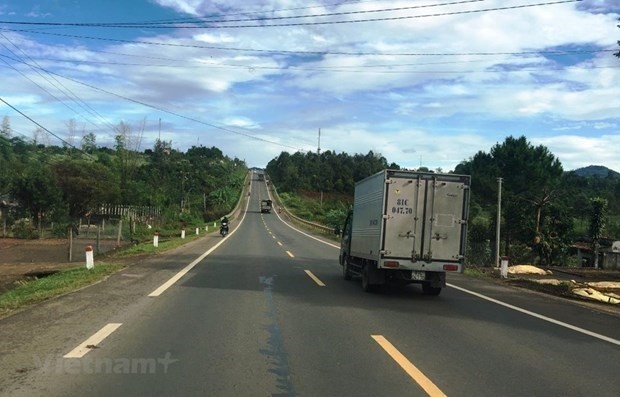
[382,173,469,264]
[382,175,425,260]
[421,176,469,263]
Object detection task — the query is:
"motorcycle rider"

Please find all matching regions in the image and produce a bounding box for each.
[220,216,229,235]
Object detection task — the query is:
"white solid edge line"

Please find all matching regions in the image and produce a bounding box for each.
[267,190,339,249]
[64,323,123,358]
[448,283,620,346]
[148,193,251,297]
[304,270,326,287]
[267,184,620,346]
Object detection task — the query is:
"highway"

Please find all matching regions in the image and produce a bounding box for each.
[1,175,619,396]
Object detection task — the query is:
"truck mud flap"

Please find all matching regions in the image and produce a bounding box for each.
[367,265,386,285]
[426,272,446,288]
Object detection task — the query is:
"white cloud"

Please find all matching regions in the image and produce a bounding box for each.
[533,134,620,171]
[3,0,619,173]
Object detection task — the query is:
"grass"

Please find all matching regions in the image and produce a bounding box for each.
[0,263,125,318]
[116,232,203,257]
[0,225,215,317]
[463,266,497,279]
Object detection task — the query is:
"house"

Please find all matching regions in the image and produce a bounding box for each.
[570,238,620,270]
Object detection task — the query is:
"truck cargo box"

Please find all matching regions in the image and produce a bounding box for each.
[340,169,470,294]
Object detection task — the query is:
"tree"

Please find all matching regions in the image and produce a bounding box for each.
[1,116,11,138]
[12,163,64,232]
[0,133,16,196]
[32,127,45,146]
[589,197,607,269]
[65,118,77,148]
[81,132,97,153]
[455,136,564,261]
[51,159,120,219]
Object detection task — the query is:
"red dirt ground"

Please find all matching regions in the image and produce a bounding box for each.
[0,238,127,293]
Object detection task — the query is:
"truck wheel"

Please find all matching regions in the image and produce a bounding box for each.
[422,283,442,296]
[361,267,375,292]
[342,256,352,281]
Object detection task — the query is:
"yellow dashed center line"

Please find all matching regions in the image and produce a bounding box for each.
[304,270,326,287]
[371,335,446,397]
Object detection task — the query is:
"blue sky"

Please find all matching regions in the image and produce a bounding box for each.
[1,0,619,171]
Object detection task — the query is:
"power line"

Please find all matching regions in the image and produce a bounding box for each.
[0,0,491,27]
[129,0,418,25]
[2,51,616,75]
[4,27,612,58]
[178,0,584,29]
[0,1,582,29]
[0,96,95,159]
[0,33,118,138]
[23,66,307,152]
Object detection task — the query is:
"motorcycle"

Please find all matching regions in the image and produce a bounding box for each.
[220,221,229,237]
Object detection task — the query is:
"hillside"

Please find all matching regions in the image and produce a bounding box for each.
[573,165,620,178]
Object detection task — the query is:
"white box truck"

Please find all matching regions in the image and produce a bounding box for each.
[339,169,470,295]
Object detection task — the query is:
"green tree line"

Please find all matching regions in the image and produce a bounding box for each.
[0,120,246,238]
[266,150,399,194]
[266,136,619,267]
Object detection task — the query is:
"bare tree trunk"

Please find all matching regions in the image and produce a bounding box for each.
[593,241,600,269]
[68,226,73,262]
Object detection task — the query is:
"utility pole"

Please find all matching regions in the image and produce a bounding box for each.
[495,177,503,267]
[317,128,322,207]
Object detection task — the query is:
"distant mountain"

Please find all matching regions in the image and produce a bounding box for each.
[572,165,620,178]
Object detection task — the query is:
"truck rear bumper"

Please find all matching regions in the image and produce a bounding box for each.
[380,269,446,287]
[378,261,462,273]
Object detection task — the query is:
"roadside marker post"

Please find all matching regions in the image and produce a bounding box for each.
[500,256,509,278]
[181,228,186,239]
[85,245,94,270]
[153,232,159,248]
[196,227,199,235]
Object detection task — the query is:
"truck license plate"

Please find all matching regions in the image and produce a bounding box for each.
[410,271,425,281]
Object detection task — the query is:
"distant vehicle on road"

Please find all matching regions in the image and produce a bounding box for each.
[260,199,272,214]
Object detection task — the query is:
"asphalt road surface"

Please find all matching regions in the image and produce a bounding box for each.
[1,176,619,396]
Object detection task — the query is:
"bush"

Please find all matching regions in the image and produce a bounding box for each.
[51,222,69,238]
[322,208,348,228]
[12,219,39,239]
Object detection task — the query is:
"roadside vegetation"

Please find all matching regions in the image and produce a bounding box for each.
[1,117,247,241]
[0,211,240,317]
[267,136,620,269]
[0,117,248,315]
[0,263,125,317]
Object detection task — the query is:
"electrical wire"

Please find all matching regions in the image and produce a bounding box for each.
[4,27,613,58]
[2,51,616,75]
[0,0,492,27]
[0,96,96,159]
[15,65,308,152]
[0,33,118,138]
